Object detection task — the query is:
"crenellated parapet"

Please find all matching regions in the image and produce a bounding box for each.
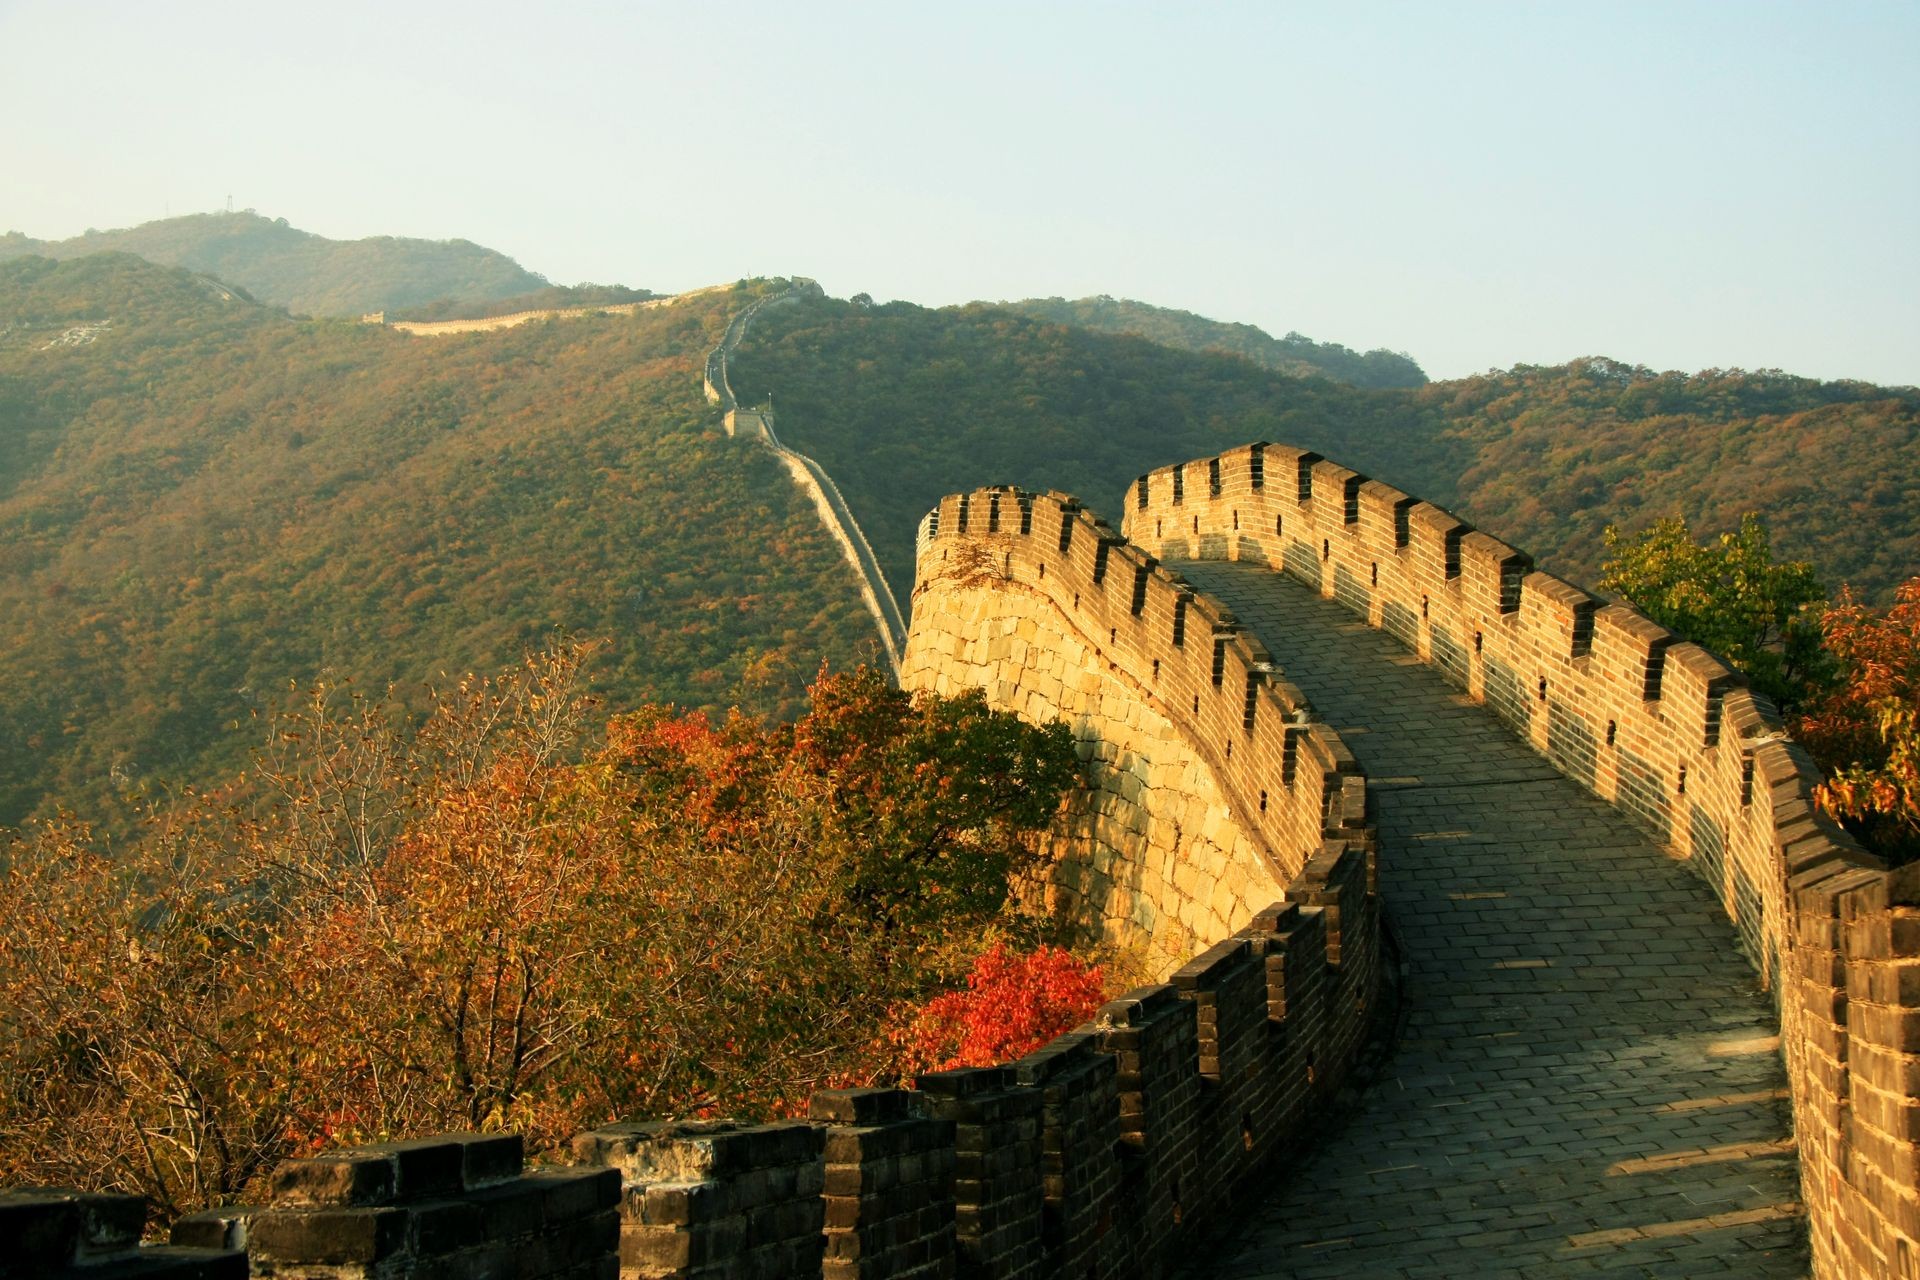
[905,485,1372,966]
[34,857,1372,1280]
[1128,440,1918,1280]
[0,1187,245,1278]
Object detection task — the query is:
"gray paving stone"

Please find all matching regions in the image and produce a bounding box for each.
[1174,563,1806,1279]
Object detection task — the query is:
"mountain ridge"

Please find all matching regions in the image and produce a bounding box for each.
[0,255,876,834]
[1000,294,1427,388]
[0,212,551,318]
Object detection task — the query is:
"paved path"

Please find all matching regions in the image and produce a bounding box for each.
[1174,561,1806,1279]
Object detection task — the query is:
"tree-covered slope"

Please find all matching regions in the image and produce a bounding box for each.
[731,298,1919,608]
[729,296,1463,598]
[1422,359,1920,597]
[0,212,549,317]
[0,256,876,832]
[1001,295,1427,388]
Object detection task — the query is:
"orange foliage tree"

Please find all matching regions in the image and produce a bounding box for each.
[0,650,1080,1219]
[1797,576,1920,862]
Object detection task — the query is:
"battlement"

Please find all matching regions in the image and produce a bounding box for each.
[0,1187,245,1278]
[1126,441,1916,1279]
[918,485,1368,882]
[165,1133,619,1279]
[8,860,1375,1280]
[556,855,1373,1280]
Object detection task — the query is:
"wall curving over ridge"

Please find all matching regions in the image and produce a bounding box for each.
[903,485,1373,975]
[8,473,1392,1280]
[706,288,908,674]
[1124,440,1918,1280]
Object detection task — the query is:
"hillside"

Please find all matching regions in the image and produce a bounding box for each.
[0,255,877,833]
[728,296,1462,599]
[0,212,549,317]
[730,297,1919,606]
[1422,359,1920,599]
[3,257,1911,836]
[1002,295,1427,388]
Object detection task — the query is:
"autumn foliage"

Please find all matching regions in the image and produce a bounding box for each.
[0,649,1080,1221]
[892,943,1105,1076]
[1797,577,1920,860]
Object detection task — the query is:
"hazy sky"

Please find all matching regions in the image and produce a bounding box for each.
[3,1,1915,385]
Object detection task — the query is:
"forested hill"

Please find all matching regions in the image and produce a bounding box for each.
[0,255,876,833]
[2,258,1910,835]
[0,212,549,317]
[728,296,1467,599]
[1425,358,1919,600]
[1002,295,1428,388]
[729,296,1918,607]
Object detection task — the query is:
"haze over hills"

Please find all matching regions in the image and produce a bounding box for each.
[1002,295,1428,388]
[0,211,551,318]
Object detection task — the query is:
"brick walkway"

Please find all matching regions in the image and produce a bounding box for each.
[1174,561,1806,1279]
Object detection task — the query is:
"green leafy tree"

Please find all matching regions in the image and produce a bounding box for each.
[1599,514,1828,710]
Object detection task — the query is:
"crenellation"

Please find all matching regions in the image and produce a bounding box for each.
[1092,985,1200,1274]
[1167,937,1267,1227]
[574,1118,826,1280]
[30,434,1916,1276]
[225,1132,620,1280]
[1111,440,1919,1279]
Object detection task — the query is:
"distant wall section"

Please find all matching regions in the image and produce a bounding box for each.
[372,285,726,337]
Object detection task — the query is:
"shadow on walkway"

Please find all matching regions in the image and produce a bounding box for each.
[1175,561,1806,1279]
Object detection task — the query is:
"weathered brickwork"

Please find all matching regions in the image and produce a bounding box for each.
[559,896,1375,1280]
[902,489,1370,976]
[811,1089,959,1280]
[570,1119,825,1279]
[0,1187,244,1278]
[1125,441,1916,1280]
[914,1068,1046,1280]
[169,1133,619,1280]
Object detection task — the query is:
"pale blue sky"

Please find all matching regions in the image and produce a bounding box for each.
[3,0,1915,384]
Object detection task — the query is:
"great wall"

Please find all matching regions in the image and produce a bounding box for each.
[362,282,911,674]
[701,286,909,675]
[18,299,1920,1279]
[360,285,726,336]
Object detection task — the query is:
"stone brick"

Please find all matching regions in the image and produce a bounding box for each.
[265,1151,398,1207]
[248,1206,409,1264]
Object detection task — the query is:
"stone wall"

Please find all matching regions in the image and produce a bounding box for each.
[169,1133,618,1279]
[563,859,1374,1280]
[52,852,1372,1280]
[902,487,1371,975]
[1125,440,1916,1280]
[0,1187,244,1277]
[707,291,908,672]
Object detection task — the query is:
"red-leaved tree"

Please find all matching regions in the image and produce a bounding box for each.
[894,943,1105,1076]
